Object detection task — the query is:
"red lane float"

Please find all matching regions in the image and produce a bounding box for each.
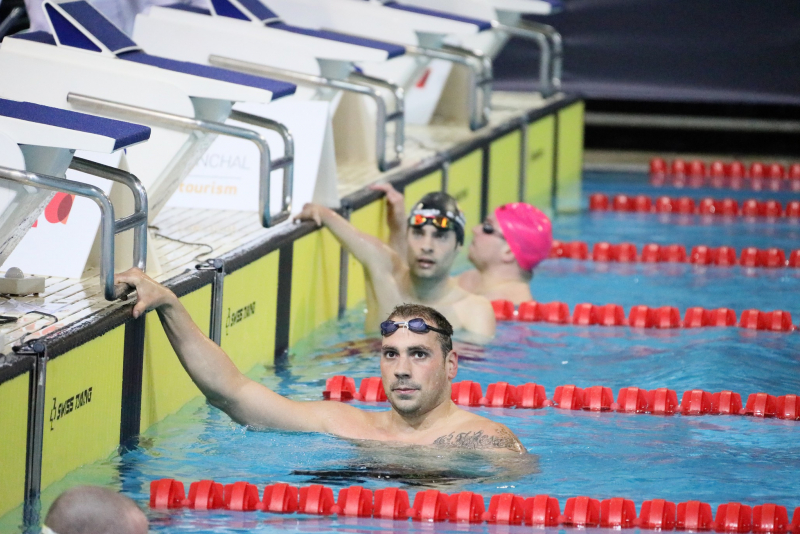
[150,479,800,534]
[649,158,800,191]
[322,376,800,422]
[493,299,796,333]
[552,240,798,269]
[589,194,796,220]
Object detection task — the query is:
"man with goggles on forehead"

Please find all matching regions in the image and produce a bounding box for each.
[294,194,496,337]
[108,270,525,453]
[372,184,552,305]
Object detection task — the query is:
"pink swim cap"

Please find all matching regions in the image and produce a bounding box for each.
[494,203,552,271]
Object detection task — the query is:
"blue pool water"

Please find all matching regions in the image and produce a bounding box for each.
[42,171,800,533]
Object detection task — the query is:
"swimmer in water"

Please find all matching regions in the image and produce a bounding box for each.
[114,268,525,453]
[372,183,552,305]
[294,193,495,338]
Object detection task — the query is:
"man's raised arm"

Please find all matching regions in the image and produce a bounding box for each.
[294,203,399,276]
[115,268,361,433]
[369,182,408,258]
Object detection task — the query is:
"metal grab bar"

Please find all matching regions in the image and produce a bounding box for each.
[412,43,493,130]
[0,163,147,301]
[66,93,291,227]
[229,110,294,223]
[208,56,404,172]
[494,19,562,95]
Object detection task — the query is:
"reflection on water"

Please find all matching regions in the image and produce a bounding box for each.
[293,446,538,489]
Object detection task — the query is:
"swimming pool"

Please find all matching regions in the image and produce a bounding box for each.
[43,170,800,533]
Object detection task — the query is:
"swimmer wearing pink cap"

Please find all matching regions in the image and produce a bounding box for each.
[372,183,551,306]
[457,203,552,305]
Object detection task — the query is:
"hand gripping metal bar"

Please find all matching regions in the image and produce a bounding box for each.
[0,163,147,301]
[66,93,291,227]
[207,56,404,172]
[495,19,562,95]
[395,43,493,131]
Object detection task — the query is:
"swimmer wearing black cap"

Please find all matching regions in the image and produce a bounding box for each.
[115,268,525,453]
[294,196,496,337]
[372,183,553,305]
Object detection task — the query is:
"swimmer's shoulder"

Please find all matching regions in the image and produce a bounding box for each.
[452,291,496,338]
[431,411,526,454]
[455,269,481,292]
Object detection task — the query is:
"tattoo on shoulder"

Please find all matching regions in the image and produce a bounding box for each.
[432,427,521,451]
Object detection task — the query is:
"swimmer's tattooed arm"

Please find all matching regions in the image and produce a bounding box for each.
[433,428,525,452]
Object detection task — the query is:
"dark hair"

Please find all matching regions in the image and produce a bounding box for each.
[387,303,453,355]
[409,191,466,245]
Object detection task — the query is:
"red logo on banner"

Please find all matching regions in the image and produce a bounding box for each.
[416,68,431,88]
[43,192,75,224]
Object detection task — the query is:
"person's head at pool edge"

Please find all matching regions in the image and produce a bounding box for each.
[380,303,456,419]
[406,192,466,281]
[468,202,552,281]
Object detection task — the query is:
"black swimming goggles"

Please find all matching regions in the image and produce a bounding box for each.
[409,213,456,231]
[481,220,505,240]
[380,318,448,337]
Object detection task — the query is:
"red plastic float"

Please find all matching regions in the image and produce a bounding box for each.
[323,376,356,401]
[590,193,610,211]
[739,310,765,330]
[481,382,518,408]
[538,302,571,324]
[593,242,614,261]
[744,393,777,418]
[491,299,515,321]
[788,201,800,218]
[678,501,714,531]
[515,383,549,409]
[150,479,186,509]
[649,388,680,415]
[601,498,637,528]
[373,488,410,520]
[640,499,677,530]
[615,243,638,262]
[776,395,800,421]
[715,503,752,533]
[224,482,260,512]
[650,157,667,175]
[613,194,634,212]
[553,385,585,410]
[517,301,538,322]
[262,483,298,514]
[484,494,525,524]
[635,194,653,212]
[356,377,387,402]
[572,303,597,326]
[525,495,561,526]
[671,159,687,176]
[791,250,800,267]
[448,491,485,523]
[641,243,661,263]
[563,496,601,527]
[187,480,224,510]
[299,485,335,515]
[409,489,449,522]
[335,486,372,517]
[752,504,789,534]
[728,161,746,178]
[629,306,655,328]
[767,164,785,180]
[616,387,650,413]
[711,391,743,415]
[451,381,483,406]
[709,161,725,178]
[661,244,687,263]
[683,307,709,328]
[750,163,766,179]
[689,160,706,177]
[681,390,713,415]
[583,385,615,411]
[594,304,627,326]
[715,246,738,266]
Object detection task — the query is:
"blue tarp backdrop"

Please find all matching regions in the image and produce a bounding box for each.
[495,0,800,105]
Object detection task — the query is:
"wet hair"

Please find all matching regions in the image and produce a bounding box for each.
[45,486,147,534]
[387,303,454,356]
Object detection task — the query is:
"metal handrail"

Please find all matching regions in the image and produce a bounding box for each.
[229,110,294,221]
[0,163,147,301]
[66,93,292,227]
[494,19,562,94]
[208,56,404,172]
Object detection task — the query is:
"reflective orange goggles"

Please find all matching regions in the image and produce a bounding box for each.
[409,213,454,230]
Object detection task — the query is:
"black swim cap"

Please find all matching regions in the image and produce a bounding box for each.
[408,192,466,245]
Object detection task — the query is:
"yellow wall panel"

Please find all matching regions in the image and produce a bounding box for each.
[290,229,340,346]
[556,101,585,213]
[403,170,443,213]
[488,131,522,213]
[525,116,556,215]
[41,327,125,491]
[446,150,483,230]
[347,200,390,310]
[140,287,211,432]
[221,252,279,371]
[0,373,29,518]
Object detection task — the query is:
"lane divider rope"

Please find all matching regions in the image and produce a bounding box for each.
[649,158,800,192]
[589,193,800,219]
[322,376,800,421]
[149,478,800,532]
[549,240,800,269]
[488,300,795,333]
